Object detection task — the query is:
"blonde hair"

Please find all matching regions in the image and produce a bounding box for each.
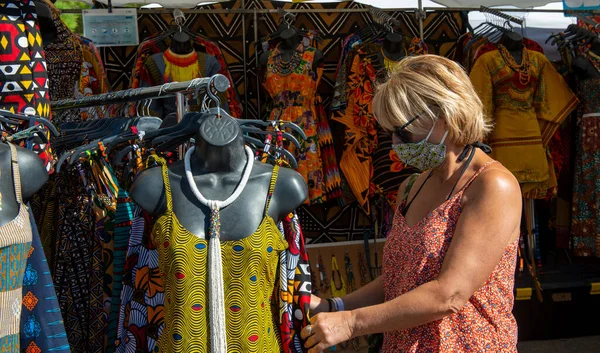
[373,55,491,145]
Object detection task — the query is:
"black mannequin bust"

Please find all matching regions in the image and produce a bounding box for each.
[259,28,324,72]
[170,31,193,55]
[0,143,48,227]
[382,32,406,62]
[572,38,600,80]
[503,31,524,64]
[130,122,308,241]
[33,0,57,45]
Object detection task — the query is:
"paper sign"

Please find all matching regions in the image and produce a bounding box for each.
[82,8,139,47]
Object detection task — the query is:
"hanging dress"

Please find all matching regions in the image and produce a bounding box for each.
[152,163,288,352]
[263,43,327,204]
[0,143,33,352]
[470,46,578,198]
[571,63,600,257]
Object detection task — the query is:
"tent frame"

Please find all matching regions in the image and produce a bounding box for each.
[60,4,600,41]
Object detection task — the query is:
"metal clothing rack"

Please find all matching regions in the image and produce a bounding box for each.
[51,74,230,111]
[369,6,401,28]
[479,5,524,26]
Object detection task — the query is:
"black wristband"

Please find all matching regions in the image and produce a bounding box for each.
[326,298,333,312]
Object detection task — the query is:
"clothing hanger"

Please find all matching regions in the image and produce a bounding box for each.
[244,135,298,169]
[241,125,301,150]
[0,109,59,136]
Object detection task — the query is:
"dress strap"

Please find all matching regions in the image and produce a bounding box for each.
[264,165,280,215]
[8,143,22,204]
[457,160,499,195]
[156,157,173,213]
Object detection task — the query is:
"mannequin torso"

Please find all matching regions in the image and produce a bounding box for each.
[130,131,308,241]
[573,39,600,80]
[502,32,524,64]
[0,143,48,227]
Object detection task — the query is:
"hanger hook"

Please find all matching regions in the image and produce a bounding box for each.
[206,75,221,117]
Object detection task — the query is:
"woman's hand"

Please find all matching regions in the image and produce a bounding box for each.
[309,294,329,315]
[301,311,355,353]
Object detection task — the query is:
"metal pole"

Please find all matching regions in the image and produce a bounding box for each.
[241,0,248,118]
[418,0,424,39]
[176,92,185,122]
[254,9,260,118]
[51,75,230,110]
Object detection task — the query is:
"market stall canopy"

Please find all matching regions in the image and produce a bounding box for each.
[75,0,561,9]
[432,0,557,7]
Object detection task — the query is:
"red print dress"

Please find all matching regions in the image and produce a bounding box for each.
[382,162,518,352]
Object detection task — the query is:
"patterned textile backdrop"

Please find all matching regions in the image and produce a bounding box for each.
[97,1,467,242]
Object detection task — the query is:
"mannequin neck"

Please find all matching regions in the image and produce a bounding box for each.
[280,32,301,51]
[383,33,404,55]
[503,32,523,52]
[170,32,193,55]
[192,136,247,174]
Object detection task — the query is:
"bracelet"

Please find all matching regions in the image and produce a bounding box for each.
[326,298,334,312]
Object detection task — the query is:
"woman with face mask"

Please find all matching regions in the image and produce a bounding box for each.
[301,55,522,353]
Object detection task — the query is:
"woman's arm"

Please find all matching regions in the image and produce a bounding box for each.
[310,276,385,314]
[349,169,522,336]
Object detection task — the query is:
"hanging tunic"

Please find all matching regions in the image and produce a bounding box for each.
[153,163,288,352]
[138,49,221,119]
[263,43,328,204]
[0,143,33,352]
[470,47,578,198]
[571,76,600,257]
[382,162,518,352]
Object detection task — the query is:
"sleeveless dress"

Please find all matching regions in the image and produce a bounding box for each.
[152,162,288,352]
[0,143,33,352]
[263,43,326,204]
[382,162,519,352]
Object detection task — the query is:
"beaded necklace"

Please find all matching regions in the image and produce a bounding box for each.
[268,43,305,76]
[498,45,532,85]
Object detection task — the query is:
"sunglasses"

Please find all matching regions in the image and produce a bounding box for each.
[392,114,421,143]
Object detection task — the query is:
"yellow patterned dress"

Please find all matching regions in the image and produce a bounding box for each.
[470,46,578,198]
[152,162,288,352]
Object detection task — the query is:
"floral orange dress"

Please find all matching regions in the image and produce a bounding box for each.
[382,162,519,352]
[263,43,326,204]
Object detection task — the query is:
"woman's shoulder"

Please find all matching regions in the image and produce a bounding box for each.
[463,159,521,205]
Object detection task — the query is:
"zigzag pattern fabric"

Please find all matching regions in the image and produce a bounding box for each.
[0,0,50,118]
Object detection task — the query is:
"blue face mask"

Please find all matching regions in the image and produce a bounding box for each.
[391,124,449,171]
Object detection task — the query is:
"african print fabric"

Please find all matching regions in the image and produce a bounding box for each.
[137,50,221,119]
[0,143,32,353]
[263,43,336,204]
[470,47,578,198]
[20,206,70,353]
[332,41,422,214]
[572,77,600,257]
[130,33,242,118]
[0,0,50,118]
[382,162,518,352]
[42,0,83,125]
[76,34,109,120]
[152,159,286,352]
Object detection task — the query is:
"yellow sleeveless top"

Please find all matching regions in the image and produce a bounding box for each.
[152,160,288,352]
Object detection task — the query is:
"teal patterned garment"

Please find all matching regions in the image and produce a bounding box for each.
[0,143,33,352]
[20,206,70,352]
[106,189,136,353]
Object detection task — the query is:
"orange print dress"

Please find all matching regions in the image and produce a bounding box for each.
[382,162,519,352]
[263,43,326,204]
